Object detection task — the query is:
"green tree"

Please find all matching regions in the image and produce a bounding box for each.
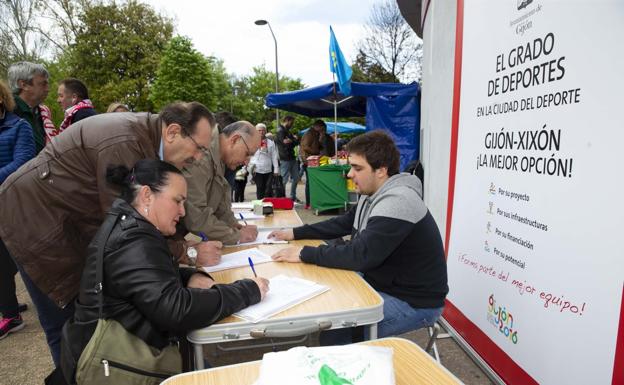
[68,0,173,111]
[351,49,399,83]
[229,65,311,132]
[149,36,216,111]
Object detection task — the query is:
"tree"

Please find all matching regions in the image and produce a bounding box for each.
[149,36,217,111]
[0,0,47,74]
[357,0,423,83]
[351,49,399,83]
[67,0,173,111]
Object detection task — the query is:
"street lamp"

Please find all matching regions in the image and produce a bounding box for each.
[254,19,280,126]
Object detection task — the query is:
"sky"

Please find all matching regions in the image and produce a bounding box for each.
[145,0,383,88]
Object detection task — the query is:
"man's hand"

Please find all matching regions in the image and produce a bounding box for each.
[195,240,223,266]
[251,277,270,300]
[187,273,216,289]
[268,229,294,241]
[271,246,303,263]
[283,138,292,144]
[239,225,258,243]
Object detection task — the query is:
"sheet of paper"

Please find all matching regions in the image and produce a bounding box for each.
[234,275,329,323]
[224,229,287,247]
[232,202,254,210]
[237,212,265,220]
[202,248,273,273]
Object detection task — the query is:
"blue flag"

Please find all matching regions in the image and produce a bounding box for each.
[329,26,352,96]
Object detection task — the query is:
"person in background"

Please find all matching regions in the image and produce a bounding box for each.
[0,80,35,340]
[57,78,97,130]
[106,102,129,113]
[61,159,268,382]
[248,123,279,199]
[183,121,261,245]
[300,120,335,209]
[0,101,217,366]
[275,115,300,202]
[8,61,60,153]
[270,131,448,344]
[233,167,248,202]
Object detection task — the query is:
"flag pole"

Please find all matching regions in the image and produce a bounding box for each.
[332,74,339,162]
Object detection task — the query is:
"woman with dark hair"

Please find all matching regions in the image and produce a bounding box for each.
[62,159,268,383]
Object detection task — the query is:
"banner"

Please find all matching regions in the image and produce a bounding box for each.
[445,1,624,384]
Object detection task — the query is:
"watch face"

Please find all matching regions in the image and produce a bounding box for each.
[187,246,198,259]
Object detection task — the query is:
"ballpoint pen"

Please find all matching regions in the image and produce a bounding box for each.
[198,231,209,242]
[247,257,257,277]
[239,212,248,226]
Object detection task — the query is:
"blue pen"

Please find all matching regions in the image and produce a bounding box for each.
[239,213,248,226]
[198,232,209,242]
[247,257,257,277]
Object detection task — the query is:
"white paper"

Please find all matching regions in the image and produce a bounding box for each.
[224,229,286,247]
[231,202,254,210]
[202,248,273,273]
[253,345,395,385]
[234,275,329,323]
[237,212,265,220]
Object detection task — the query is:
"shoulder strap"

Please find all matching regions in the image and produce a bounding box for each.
[91,213,119,319]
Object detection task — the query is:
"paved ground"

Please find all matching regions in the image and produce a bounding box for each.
[0,180,494,384]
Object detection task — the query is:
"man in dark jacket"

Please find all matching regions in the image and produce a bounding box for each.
[275,115,300,201]
[0,101,215,366]
[56,78,97,130]
[270,130,448,342]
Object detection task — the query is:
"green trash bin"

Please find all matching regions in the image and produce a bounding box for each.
[307,164,350,213]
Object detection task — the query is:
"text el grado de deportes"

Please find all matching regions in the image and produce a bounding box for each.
[476,32,581,117]
[476,124,573,178]
[458,253,587,318]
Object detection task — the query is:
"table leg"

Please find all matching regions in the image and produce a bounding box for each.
[367,323,378,340]
[193,343,204,370]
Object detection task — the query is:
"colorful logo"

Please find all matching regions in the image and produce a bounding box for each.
[487,294,519,344]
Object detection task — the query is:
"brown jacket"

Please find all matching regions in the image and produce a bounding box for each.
[183,128,240,245]
[0,112,162,307]
[300,130,335,160]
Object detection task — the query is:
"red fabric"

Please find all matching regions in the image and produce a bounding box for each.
[262,197,294,210]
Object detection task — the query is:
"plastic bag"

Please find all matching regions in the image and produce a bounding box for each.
[252,345,395,385]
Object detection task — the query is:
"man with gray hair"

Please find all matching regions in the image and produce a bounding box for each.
[8,61,60,153]
[183,121,262,245]
[248,122,280,199]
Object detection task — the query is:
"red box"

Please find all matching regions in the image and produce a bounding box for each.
[262,197,294,210]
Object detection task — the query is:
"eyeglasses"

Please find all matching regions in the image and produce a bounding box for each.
[239,135,253,157]
[187,134,210,154]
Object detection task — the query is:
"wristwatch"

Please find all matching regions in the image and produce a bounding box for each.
[186,246,198,267]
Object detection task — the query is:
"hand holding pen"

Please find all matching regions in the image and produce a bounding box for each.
[194,231,222,267]
[248,257,269,300]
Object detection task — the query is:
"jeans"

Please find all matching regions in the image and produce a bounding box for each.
[303,165,310,206]
[279,160,299,200]
[0,238,19,318]
[320,291,443,345]
[18,264,75,367]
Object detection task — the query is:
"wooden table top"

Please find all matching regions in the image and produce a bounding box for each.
[235,208,304,229]
[163,337,463,385]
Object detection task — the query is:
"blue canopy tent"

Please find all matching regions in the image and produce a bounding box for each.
[266,82,420,170]
[299,121,365,135]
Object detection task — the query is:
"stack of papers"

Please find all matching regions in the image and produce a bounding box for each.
[202,248,273,273]
[234,275,329,323]
[237,212,265,220]
[232,202,254,210]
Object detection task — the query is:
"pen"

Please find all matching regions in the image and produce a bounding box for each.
[198,232,209,242]
[247,257,257,277]
[239,213,248,226]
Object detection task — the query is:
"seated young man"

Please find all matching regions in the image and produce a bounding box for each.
[269,130,448,341]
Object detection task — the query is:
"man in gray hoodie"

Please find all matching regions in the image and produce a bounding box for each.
[270,130,448,341]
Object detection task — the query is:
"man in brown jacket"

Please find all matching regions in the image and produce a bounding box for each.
[183,121,262,245]
[0,101,215,366]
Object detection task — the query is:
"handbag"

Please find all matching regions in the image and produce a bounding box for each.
[61,212,182,385]
[266,174,286,198]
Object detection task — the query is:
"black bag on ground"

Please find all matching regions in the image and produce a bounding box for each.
[265,174,286,198]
